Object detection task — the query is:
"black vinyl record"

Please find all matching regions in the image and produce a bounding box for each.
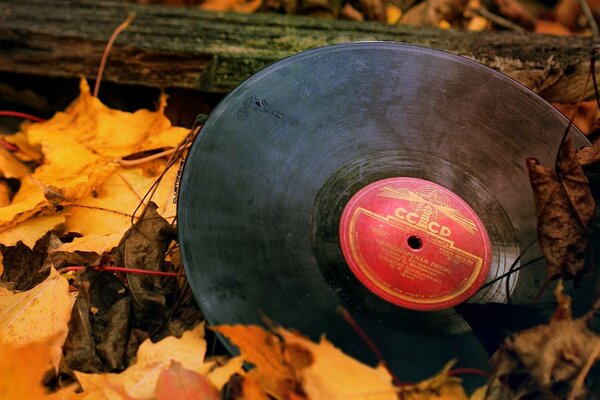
[178,42,589,384]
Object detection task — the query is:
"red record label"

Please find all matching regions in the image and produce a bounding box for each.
[339,177,491,311]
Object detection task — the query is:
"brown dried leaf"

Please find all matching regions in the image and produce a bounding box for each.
[401,0,467,26]
[489,281,600,399]
[492,0,536,30]
[577,140,600,167]
[526,138,596,279]
[113,202,176,331]
[397,361,468,400]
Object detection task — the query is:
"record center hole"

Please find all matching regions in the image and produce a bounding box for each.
[407,235,423,250]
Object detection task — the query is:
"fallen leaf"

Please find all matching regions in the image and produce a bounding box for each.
[0,213,65,248]
[24,80,188,160]
[76,323,208,399]
[205,356,245,390]
[0,148,30,179]
[395,361,468,400]
[1,231,59,290]
[386,4,402,23]
[0,180,10,208]
[489,281,600,399]
[0,267,77,371]
[213,325,301,399]
[0,78,187,234]
[401,0,467,27]
[155,361,220,400]
[535,20,572,35]
[59,163,179,254]
[0,131,43,163]
[577,140,600,167]
[553,101,599,135]
[554,0,600,31]
[492,0,535,30]
[240,372,269,400]
[278,328,398,400]
[201,0,263,12]
[0,338,55,399]
[527,138,596,279]
[349,0,387,21]
[62,276,105,373]
[113,202,176,331]
[215,324,398,400]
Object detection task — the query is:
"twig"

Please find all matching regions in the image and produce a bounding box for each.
[118,143,192,167]
[0,110,45,122]
[448,368,490,378]
[338,307,406,387]
[578,0,599,37]
[93,11,136,98]
[473,7,526,32]
[59,265,179,277]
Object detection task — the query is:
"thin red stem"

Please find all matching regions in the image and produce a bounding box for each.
[448,368,490,378]
[0,139,19,152]
[338,307,407,386]
[93,12,136,98]
[0,111,45,122]
[59,265,179,277]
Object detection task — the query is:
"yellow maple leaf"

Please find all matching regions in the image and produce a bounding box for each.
[0,338,55,399]
[0,268,78,372]
[279,328,398,400]
[24,80,188,160]
[75,323,242,399]
[0,78,187,241]
[0,214,66,248]
[58,163,179,254]
[215,324,398,400]
[0,148,30,179]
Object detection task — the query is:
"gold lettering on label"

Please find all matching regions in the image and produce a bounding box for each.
[393,207,452,237]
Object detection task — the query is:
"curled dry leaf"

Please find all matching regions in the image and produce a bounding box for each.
[526,138,596,279]
[0,267,77,372]
[396,361,469,400]
[215,324,399,400]
[489,281,600,399]
[577,140,600,167]
[113,202,176,330]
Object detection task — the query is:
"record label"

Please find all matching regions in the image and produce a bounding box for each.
[339,177,491,311]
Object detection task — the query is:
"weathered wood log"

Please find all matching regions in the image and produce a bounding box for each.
[0,0,597,102]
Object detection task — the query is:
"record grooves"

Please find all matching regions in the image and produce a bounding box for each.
[177,42,590,384]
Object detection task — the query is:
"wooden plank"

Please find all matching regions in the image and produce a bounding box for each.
[0,0,597,102]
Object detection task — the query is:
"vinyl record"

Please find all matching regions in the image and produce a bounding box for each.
[177,42,589,383]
